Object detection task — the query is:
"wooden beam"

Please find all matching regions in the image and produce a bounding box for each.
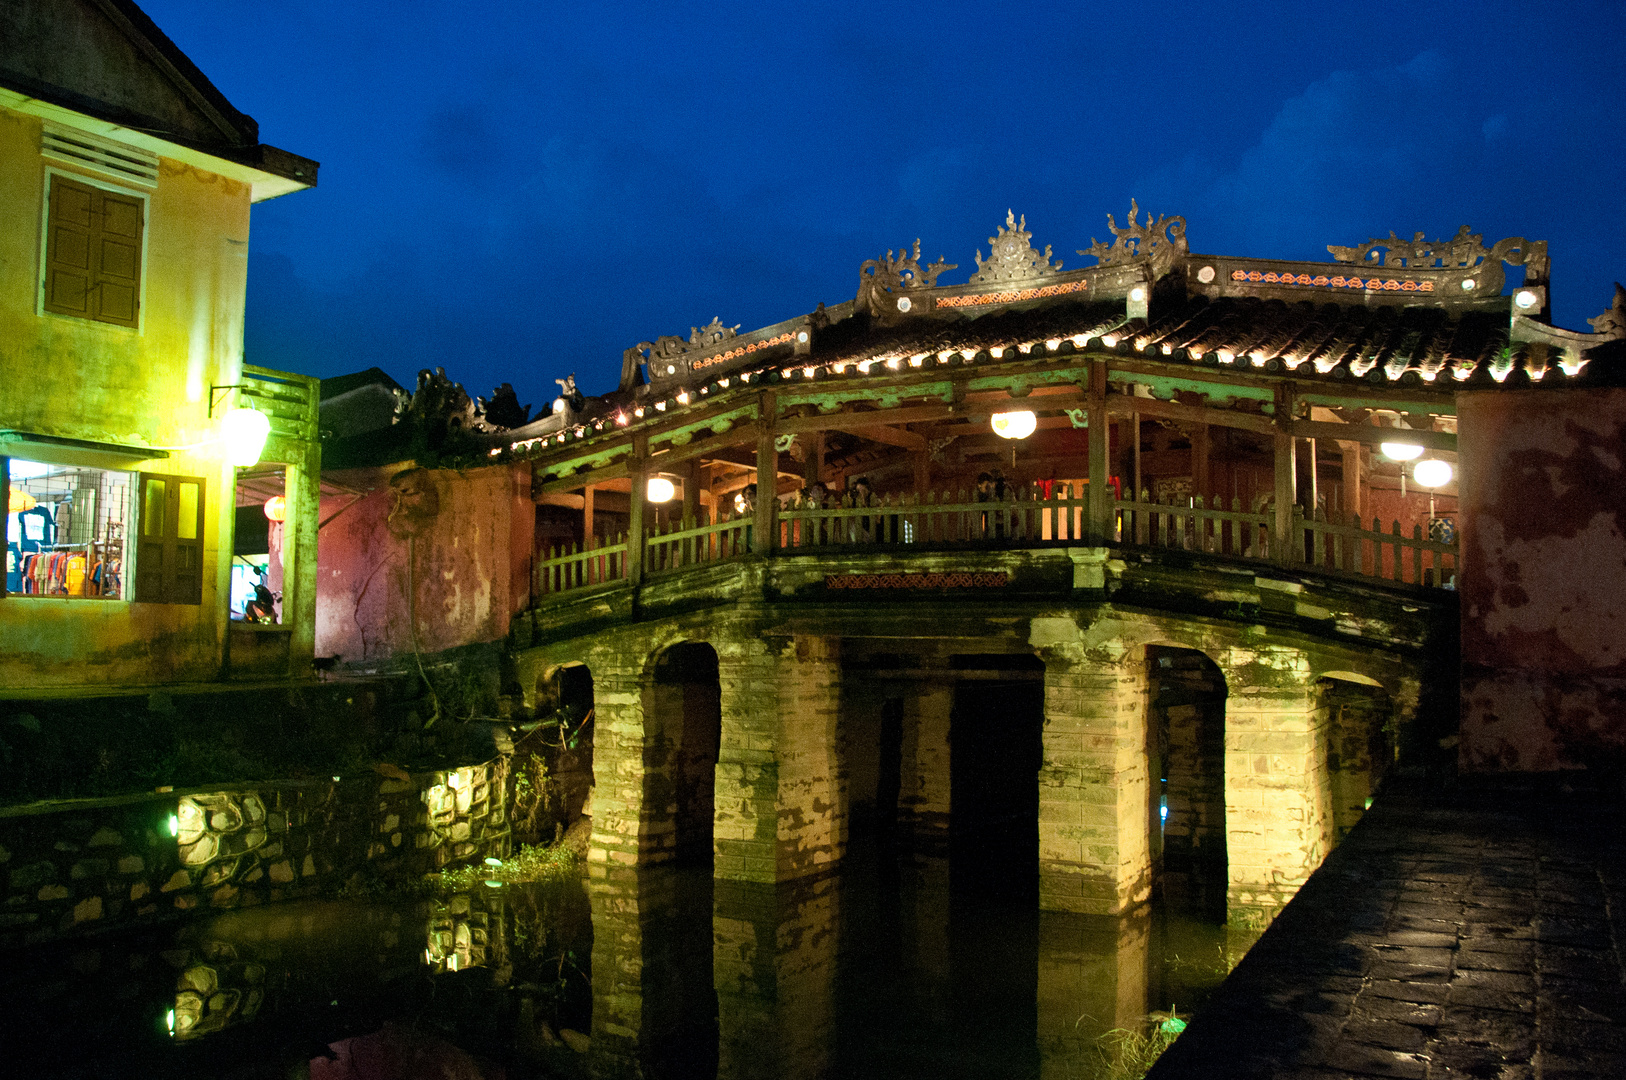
[852,424,927,450]
[534,460,631,497]
[1103,394,1275,436]
[1288,418,1456,453]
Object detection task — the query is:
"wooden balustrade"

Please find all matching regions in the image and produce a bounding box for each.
[643,513,752,574]
[534,535,628,595]
[1113,492,1272,559]
[779,486,1095,548]
[1296,507,1458,588]
[531,486,1458,598]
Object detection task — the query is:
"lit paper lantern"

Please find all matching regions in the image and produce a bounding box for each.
[263,495,287,522]
[1413,459,1454,488]
[990,410,1038,440]
[646,477,676,503]
[1379,441,1424,461]
[222,407,271,467]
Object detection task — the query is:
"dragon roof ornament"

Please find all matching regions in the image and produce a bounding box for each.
[971,210,1062,284]
[1589,283,1626,340]
[1079,200,1188,275]
[1328,226,1550,294]
[621,317,743,389]
[857,239,957,317]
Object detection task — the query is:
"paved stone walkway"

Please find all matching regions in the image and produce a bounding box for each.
[1148,782,1626,1079]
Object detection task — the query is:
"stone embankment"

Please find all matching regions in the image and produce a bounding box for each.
[1148,780,1626,1079]
[0,764,509,949]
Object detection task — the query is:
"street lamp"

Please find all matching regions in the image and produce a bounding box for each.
[222,407,271,467]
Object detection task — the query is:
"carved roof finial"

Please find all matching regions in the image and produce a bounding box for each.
[971,210,1062,284]
[1328,226,1549,294]
[857,239,957,316]
[1080,200,1188,272]
[1589,283,1626,340]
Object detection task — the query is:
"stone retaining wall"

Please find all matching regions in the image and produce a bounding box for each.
[0,762,509,949]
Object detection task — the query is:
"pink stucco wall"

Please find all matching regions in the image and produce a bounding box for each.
[315,464,534,665]
[1457,386,1626,772]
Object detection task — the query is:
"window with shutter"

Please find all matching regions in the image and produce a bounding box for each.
[42,175,144,329]
[135,473,205,604]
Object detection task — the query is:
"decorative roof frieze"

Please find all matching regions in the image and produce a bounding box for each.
[1587,283,1626,340]
[971,211,1063,284]
[1079,200,1188,275]
[857,239,958,316]
[1328,226,1549,294]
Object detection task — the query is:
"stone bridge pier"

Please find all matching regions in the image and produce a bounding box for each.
[520,612,845,888]
[1028,613,1417,920]
[520,599,1419,923]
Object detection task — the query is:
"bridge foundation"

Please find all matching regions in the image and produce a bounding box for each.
[1035,631,1153,916]
[1216,648,1336,921]
[714,631,844,884]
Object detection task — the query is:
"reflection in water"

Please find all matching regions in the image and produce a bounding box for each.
[1,839,1255,1079]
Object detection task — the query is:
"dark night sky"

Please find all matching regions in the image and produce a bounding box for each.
[142,0,1626,410]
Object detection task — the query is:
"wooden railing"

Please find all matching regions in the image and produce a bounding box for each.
[1298,508,1458,587]
[643,514,752,574]
[534,535,628,595]
[780,487,1095,548]
[1114,493,1271,559]
[532,486,1458,599]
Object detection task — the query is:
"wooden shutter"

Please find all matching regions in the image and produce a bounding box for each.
[43,176,143,328]
[135,473,206,604]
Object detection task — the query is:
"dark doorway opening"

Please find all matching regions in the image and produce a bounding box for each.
[1147,646,1228,921]
[652,643,721,867]
[949,654,1045,900]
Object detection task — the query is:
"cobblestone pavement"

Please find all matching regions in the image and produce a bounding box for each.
[1148,783,1626,1080]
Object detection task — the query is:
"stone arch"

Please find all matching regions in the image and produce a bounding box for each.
[1144,644,1229,920]
[644,640,722,866]
[1318,674,1397,842]
[507,660,599,850]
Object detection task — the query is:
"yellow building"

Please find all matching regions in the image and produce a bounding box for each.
[0,0,318,687]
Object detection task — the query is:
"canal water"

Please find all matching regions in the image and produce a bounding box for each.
[4,836,1257,1080]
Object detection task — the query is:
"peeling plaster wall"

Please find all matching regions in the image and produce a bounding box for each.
[314,464,533,665]
[1458,387,1626,772]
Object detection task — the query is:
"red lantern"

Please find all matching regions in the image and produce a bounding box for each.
[263,495,287,522]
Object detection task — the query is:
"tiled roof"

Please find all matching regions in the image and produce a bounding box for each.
[754,293,1605,392]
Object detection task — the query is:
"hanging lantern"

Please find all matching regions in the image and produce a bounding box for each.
[222,407,271,467]
[1413,459,1454,488]
[8,486,36,513]
[646,477,676,503]
[263,495,287,522]
[990,410,1038,440]
[1379,441,1424,461]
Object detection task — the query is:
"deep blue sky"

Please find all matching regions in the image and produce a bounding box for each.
[143,0,1626,408]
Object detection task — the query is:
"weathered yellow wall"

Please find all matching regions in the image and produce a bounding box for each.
[0,105,251,688]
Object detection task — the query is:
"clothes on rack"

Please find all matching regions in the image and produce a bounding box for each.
[8,547,120,596]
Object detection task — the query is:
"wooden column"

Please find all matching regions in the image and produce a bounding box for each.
[754,394,777,554]
[1273,385,1297,565]
[804,432,824,490]
[913,449,931,495]
[1132,412,1142,500]
[682,459,700,524]
[1339,441,1362,520]
[1305,437,1319,513]
[1087,361,1110,543]
[1192,423,1210,503]
[628,436,647,586]
[582,483,595,544]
